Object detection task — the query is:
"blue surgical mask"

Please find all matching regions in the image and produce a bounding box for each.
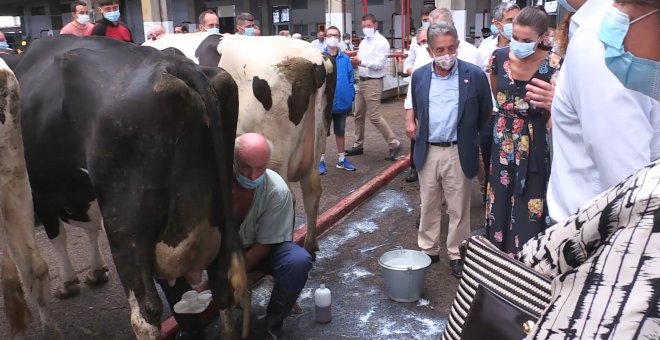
[421,21,430,29]
[244,27,255,36]
[490,24,499,36]
[598,7,660,100]
[510,38,538,59]
[558,0,577,13]
[207,28,219,34]
[0,41,8,49]
[103,10,120,23]
[235,171,265,190]
[502,23,513,41]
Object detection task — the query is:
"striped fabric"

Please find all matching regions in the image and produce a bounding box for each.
[518,160,660,339]
[442,236,552,340]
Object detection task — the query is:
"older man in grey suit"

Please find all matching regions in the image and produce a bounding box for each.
[407,22,492,278]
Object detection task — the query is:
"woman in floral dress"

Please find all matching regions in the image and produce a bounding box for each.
[485,6,562,255]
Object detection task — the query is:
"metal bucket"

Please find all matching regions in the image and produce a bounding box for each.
[378,248,431,302]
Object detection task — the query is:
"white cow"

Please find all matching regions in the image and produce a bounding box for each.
[0,58,59,338]
[145,33,336,257]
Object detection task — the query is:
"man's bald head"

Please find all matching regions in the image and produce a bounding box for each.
[234,133,272,180]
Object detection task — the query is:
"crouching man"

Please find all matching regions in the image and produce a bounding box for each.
[233,132,313,338]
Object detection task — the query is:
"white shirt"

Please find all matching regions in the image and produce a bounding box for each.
[403,39,481,110]
[568,0,613,38]
[477,35,507,111]
[357,31,390,78]
[404,41,419,74]
[311,39,327,51]
[547,17,660,222]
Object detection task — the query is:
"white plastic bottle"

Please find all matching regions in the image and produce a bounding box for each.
[314,284,332,323]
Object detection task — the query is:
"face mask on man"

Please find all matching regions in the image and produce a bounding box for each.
[490,23,499,36]
[502,23,513,40]
[235,171,266,190]
[207,27,219,34]
[0,41,8,49]
[598,6,660,100]
[510,37,539,59]
[326,36,339,48]
[244,27,255,36]
[431,52,457,70]
[422,21,430,29]
[363,27,375,38]
[103,10,120,23]
[76,14,90,25]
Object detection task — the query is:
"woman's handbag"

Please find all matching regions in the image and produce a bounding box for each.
[441,236,552,340]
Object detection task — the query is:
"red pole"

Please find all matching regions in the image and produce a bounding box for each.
[363,0,368,14]
[400,0,404,49]
[406,0,411,49]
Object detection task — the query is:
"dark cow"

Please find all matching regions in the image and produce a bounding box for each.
[0,58,59,338]
[8,35,246,338]
[145,33,337,258]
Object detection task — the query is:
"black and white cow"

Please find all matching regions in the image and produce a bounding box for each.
[7,35,246,338]
[145,33,336,258]
[0,58,59,338]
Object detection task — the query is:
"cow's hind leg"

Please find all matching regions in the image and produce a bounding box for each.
[48,221,81,298]
[300,170,322,258]
[69,201,109,286]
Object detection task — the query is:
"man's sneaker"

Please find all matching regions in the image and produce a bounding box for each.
[336,158,357,171]
[319,160,327,175]
[384,144,402,161]
[345,146,364,156]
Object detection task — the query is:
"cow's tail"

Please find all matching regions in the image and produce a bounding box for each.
[1,256,32,337]
[229,253,247,304]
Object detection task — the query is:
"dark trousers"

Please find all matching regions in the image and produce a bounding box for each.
[261,241,313,294]
[480,115,495,201]
[410,139,416,169]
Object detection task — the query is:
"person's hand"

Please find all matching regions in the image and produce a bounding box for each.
[350,56,361,67]
[405,119,417,140]
[525,78,555,111]
[546,118,553,134]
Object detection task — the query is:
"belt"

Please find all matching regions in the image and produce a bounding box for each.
[359,76,383,81]
[428,141,457,147]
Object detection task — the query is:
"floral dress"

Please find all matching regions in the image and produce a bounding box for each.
[485,47,562,255]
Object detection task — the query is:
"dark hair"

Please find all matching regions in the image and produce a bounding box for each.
[72,1,88,12]
[181,25,188,33]
[97,0,118,6]
[326,25,341,36]
[615,0,660,8]
[362,13,377,24]
[514,6,550,37]
[198,9,218,25]
[421,4,436,16]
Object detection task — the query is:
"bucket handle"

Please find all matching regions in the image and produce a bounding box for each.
[383,246,414,271]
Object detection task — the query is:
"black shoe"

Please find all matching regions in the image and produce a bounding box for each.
[415,214,420,229]
[345,146,364,156]
[405,167,418,182]
[449,259,463,278]
[384,144,402,161]
[266,286,300,336]
[428,255,440,264]
[175,329,205,340]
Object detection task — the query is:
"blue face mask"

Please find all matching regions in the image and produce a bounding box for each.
[490,24,499,36]
[207,28,219,34]
[103,10,120,23]
[0,41,8,49]
[558,0,577,13]
[244,27,255,36]
[598,7,660,100]
[510,38,538,59]
[235,171,265,190]
[502,23,513,41]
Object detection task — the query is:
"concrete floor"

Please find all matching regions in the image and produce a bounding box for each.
[0,98,488,339]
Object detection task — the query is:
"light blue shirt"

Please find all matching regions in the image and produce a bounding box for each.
[428,63,459,143]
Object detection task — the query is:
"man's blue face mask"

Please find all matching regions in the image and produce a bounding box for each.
[598,6,660,100]
[244,27,255,36]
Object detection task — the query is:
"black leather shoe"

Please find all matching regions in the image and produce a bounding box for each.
[345,146,364,156]
[384,144,402,161]
[449,259,463,278]
[405,167,418,182]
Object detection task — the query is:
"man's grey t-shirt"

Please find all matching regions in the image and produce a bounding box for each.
[238,169,294,248]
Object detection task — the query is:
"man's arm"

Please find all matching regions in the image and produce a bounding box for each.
[359,39,389,70]
[569,31,652,188]
[244,243,271,272]
[404,44,417,74]
[478,70,493,130]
